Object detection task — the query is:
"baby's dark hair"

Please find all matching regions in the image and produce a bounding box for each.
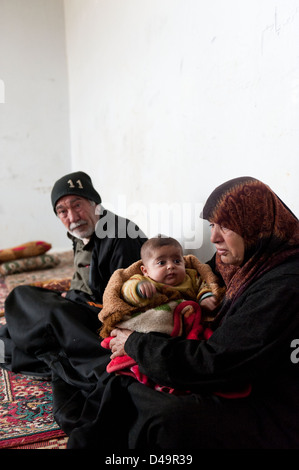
[140,234,183,263]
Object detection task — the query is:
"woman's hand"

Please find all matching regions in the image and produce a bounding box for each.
[109,328,133,359]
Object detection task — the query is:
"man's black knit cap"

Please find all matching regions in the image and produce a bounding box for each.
[51,171,102,213]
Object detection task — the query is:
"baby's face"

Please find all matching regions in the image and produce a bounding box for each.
[141,246,186,286]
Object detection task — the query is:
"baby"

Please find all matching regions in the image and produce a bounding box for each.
[99,236,225,378]
[99,235,225,391]
[121,235,218,312]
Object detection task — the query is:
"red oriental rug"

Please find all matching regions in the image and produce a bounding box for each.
[0,367,67,449]
[0,250,74,449]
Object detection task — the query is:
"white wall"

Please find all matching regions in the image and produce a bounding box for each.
[64,0,299,260]
[1,1,298,259]
[0,0,71,250]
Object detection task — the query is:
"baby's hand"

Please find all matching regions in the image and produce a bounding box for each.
[137,281,157,299]
[200,295,218,312]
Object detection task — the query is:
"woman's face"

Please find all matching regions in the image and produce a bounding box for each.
[209,223,245,266]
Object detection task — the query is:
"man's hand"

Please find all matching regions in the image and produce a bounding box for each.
[109,328,133,359]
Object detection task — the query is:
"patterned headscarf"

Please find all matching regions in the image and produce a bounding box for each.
[201,176,299,303]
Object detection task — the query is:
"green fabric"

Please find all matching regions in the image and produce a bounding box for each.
[70,238,93,295]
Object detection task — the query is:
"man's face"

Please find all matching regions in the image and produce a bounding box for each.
[55,195,99,242]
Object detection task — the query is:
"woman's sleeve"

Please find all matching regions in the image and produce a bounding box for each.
[125,268,299,391]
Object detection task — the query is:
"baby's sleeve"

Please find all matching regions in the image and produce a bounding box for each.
[196,279,214,303]
[121,274,151,306]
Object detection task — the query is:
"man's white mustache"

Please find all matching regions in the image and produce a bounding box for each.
[69,220,87,231]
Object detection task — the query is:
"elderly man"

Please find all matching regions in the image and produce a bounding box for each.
[0,171,147,389]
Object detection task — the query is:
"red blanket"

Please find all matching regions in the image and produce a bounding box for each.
[101,300,252,398]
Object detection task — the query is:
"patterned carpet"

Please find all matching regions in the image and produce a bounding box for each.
[0,276,8,320]
[0,368,67,448]
[0,250,74,449]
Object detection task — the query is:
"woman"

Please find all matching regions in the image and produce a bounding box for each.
[56,176,299,449]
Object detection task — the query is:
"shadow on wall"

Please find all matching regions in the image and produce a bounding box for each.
[183,221,215,263]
